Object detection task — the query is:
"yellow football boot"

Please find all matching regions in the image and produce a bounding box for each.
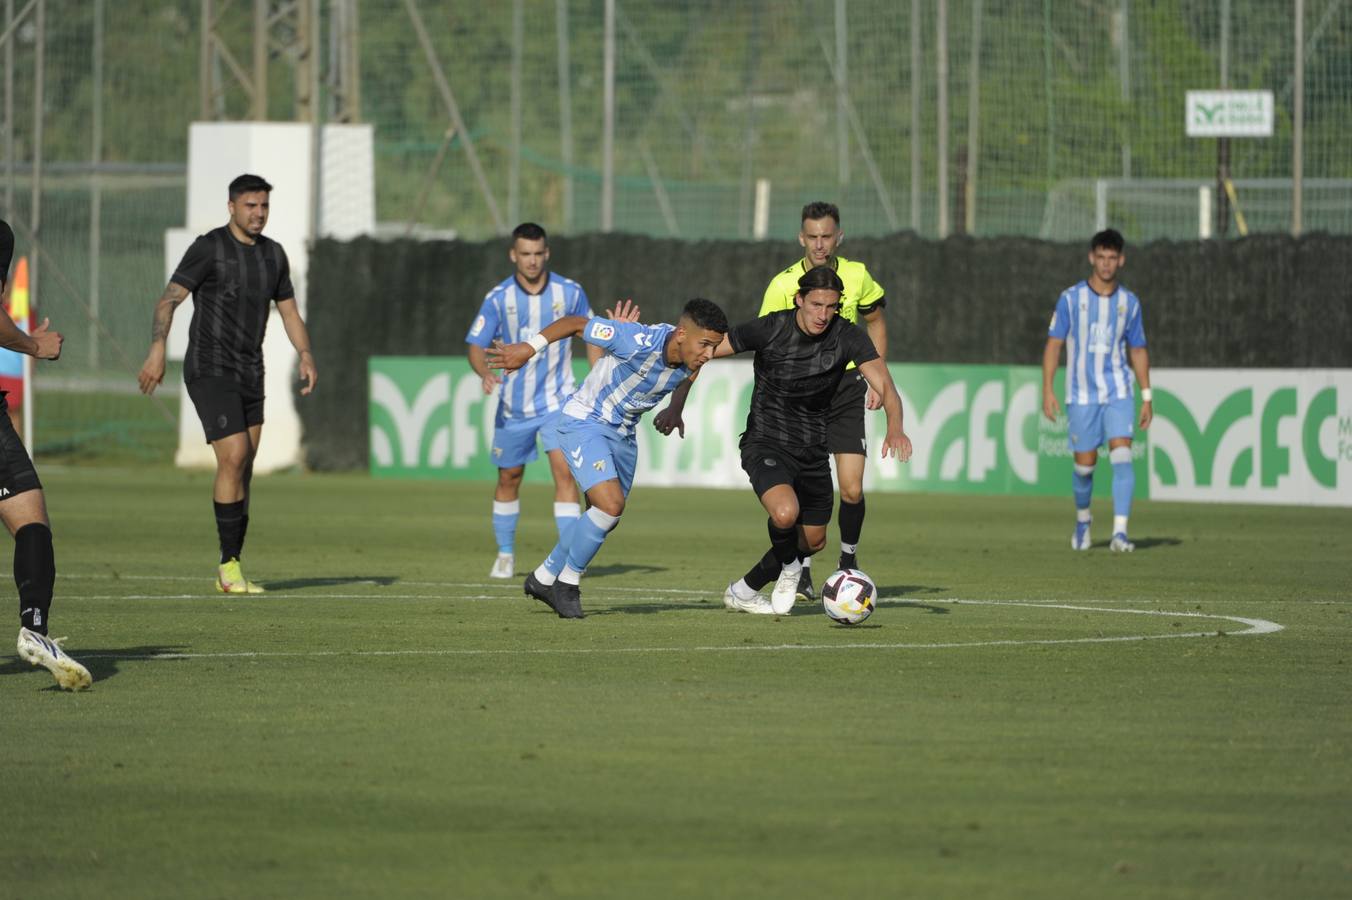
[217,557,265,594]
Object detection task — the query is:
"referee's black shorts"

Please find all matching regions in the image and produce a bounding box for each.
[826,371,868,456]
[739,437,834,527]
[0,392,42,499]
[186,376,265,443]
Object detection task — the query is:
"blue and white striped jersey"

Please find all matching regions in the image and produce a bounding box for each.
[562,320,692,438]
[465,272,592,419]
[1049,280,1147,406]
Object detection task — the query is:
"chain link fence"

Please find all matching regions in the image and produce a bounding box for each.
[1,1,1349,458]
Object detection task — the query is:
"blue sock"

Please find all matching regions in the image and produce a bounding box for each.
[492,500,520,554]
[565,507,620,574]
[554,502,581,543]
[1072,463,1094,513]
[1110,447,1134,521]
[541,517,579,577]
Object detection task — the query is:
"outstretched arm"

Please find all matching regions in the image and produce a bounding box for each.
[276,298,317,396]
[0,310,61,359]
[857,357,911,462]
[138,281,190,395]
[486,315,591,371]
[653,376,696,437]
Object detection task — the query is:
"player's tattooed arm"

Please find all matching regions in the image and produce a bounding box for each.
[138,282,189,395]
[149,282,189,343]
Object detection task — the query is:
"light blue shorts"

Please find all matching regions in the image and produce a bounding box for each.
[553,418,638,496]
[1067,398,1135,453]
[491,410,565,469]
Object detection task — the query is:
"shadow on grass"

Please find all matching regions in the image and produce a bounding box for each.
[259,575,400,591]
[874,585,951,615]
[1,644,186,688]
[579,563,668,579]
[1089,536,1182,551]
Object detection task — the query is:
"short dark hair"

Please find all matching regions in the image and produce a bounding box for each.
[680,298,728,334]
[801,201,840,226]
[512,222,548,243]
[796,265,845,296]
[1091,228,1125,252]
[229,174,273,199]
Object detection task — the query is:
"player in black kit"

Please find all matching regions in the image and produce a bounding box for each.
[138,174,318,593]
[0,219,91,689]
[659,265,912,616]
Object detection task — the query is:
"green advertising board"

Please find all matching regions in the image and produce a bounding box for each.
[369,357,1351,506]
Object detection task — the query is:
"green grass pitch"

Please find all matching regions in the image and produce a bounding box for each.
[2,467,1350,899]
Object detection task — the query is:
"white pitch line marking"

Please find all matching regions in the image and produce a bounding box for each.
[68,600,1281,662]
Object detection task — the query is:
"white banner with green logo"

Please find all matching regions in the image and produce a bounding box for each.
[369,358,1352,507]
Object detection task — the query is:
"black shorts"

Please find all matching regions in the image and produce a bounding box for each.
[0,393,41,499]
[827,372,868,456]
[740,439,834,527]
[186,377,265,443]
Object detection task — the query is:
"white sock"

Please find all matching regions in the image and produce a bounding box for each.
[731,579,758,600]
[800,555,812,569]
[1077,508,1092,524]
[1113,515,1129,535]
[782,559,802,577]
[559,565,584,586]
[533,564,557,586]
[841,542,858,556]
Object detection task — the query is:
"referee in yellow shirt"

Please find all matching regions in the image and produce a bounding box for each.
[759,202,888,601]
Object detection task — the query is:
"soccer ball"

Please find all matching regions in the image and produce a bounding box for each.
[821,568,876,625]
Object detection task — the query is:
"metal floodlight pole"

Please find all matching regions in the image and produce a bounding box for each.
[252,0,267,119]
[936,0,949,238]
[308,0,322,248]
[555,0,573,231]
[964,0,982,236]
[90,0,103,369]
[24,0,41,448]
[1291,0,1304,236]
[835,0,849,187]
[909,0,921,231]
[4,0,14,217]
[509,0,523,226]
[601,0,616,232]
[1118,0,1131,178]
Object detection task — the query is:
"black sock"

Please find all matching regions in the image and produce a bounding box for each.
[768,519,798,567]
[742,549,781,592]
[215,500,246,563]
[839,498,866,548]
[240,514,250,555]
[15,523,54,635]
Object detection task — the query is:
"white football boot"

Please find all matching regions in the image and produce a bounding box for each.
[723,583,776,615]
[1110,533,1135,553]
[769,563,801,615]
[17,627,92,691]
[489,552,515,579]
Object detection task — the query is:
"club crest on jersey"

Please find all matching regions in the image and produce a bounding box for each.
[590,322,615,341]
[553,298,565,317]
[820,352,836,369]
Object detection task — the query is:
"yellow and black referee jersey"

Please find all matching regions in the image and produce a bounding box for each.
[757,254,886,325]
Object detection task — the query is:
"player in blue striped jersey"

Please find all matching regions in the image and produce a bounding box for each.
[487,299,729,618]
[465,223,599,580]
[1042,229,1153,552]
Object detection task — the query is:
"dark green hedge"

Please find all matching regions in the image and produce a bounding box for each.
[300,232,1352,470]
